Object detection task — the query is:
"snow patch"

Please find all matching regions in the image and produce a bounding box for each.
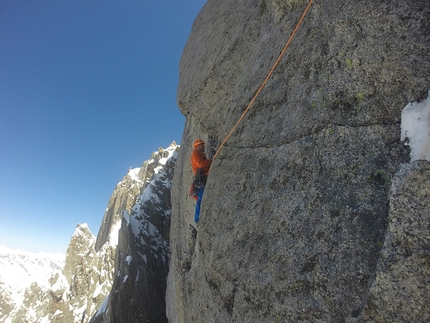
[124,210,130,225]
[401,91,430,161]
[125,255,133,265]
[127,167,142,182]
[92,282,105,299]
[108,220,122,246]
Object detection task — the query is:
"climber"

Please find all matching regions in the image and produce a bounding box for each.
[191,139,212,223]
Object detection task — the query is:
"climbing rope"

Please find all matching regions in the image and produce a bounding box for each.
[212,0,314,160]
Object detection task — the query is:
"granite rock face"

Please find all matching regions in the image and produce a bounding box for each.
[167,0,429,322]
[357,161,430,323]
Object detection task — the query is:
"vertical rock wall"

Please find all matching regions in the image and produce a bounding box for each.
[168,0,429,322]
[358,161,430,322]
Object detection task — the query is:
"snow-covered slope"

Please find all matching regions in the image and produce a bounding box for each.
[0,245,64,322]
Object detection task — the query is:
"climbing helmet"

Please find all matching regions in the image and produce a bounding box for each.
[193,139,205,148]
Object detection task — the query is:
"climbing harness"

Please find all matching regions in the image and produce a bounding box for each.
[212,0,314,160]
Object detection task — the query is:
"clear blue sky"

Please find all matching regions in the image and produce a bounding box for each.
[0,0,206,254]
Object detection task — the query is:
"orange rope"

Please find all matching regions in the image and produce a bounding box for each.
[212,0,313,160]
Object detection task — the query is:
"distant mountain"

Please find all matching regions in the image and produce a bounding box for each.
[90,143,179,323]
[0,142,179,323]
[0,245,65,322]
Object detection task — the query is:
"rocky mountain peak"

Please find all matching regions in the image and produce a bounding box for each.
[90,143,179,323]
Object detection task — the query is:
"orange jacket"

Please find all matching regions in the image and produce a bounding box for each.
[191,149,212,175]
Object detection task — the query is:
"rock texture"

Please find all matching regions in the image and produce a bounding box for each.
[167,1,429,323]
[357,161,430,322]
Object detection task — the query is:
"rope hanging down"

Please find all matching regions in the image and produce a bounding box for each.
[212,0,314,160]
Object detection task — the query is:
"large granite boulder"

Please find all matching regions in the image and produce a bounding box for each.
[167,0,429,322]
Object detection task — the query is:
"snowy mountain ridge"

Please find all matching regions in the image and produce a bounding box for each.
[0,142,180,323]
[0,245,65,322]
[90,143,179,323]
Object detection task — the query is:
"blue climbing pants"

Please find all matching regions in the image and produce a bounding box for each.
[194,187,205,223]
